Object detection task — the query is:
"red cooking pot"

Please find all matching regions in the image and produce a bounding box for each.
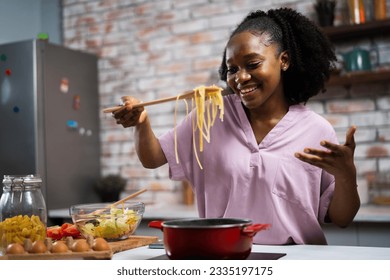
[148,218,270,260]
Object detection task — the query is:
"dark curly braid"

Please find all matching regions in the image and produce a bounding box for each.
[219,7,336,104]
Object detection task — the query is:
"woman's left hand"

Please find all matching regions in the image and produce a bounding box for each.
[294,126,357,178]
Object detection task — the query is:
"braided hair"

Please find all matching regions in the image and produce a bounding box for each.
[219,7,336,104]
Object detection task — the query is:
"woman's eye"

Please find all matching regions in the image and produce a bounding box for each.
[226,67,237,74]
[247,61,261,69]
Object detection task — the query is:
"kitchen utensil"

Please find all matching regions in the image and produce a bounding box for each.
[148,218,270,260]
[95,188,147,216]
[102,85,223,113]
[339,47,375,72]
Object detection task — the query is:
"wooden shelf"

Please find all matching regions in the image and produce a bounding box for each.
[322,19,390,88]
[322,19,390,42]
[327,70,390,87]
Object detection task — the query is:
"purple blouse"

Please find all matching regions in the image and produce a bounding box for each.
[159,94,338,245]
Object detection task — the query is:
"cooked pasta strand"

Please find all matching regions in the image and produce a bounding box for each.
[173,85,224,169]
[174,94,180,164]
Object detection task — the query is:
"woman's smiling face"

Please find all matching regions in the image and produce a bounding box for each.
[226,31,289,110]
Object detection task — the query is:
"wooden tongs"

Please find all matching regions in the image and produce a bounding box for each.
[102,86,224,113]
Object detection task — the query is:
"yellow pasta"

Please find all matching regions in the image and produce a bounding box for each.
[174,85,224,169]
[0,215,46,248]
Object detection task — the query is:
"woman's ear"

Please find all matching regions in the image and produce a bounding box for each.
[280,51,290,71]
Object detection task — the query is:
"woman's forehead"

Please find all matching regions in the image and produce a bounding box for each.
[226,31,277,59]
[229,30,273,46]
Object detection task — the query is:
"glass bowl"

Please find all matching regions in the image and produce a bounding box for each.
[69,201,145,241]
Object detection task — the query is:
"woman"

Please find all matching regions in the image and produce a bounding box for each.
[113,8,360,245]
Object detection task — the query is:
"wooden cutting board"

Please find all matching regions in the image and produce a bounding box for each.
[0,249,113,260]
[0,235,159,260]
[109,235,159,253]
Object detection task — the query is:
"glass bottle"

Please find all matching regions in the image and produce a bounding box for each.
[0,174,47,251]
[348,0,366,24]
[374,0,387,20]
[363,0,374,22]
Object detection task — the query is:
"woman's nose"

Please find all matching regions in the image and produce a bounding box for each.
[235,69,251,83]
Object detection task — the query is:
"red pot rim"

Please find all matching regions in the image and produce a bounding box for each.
[160,218,252,229]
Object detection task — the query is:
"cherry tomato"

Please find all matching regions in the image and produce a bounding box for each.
[47,226,63,240]
[47,223,81,240]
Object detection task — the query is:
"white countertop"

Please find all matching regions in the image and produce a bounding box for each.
[142,203,198,219]
[49,203,390,223]
[112,243,390,260]
[354,204,390,222]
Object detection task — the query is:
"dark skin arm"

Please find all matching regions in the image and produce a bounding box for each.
[294,126,360,227]
[113,96,167,169]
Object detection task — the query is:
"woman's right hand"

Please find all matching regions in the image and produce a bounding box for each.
[113,96,167,168]
[112,96,147,128]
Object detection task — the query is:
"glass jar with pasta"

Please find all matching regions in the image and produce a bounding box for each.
[0,175,47,252]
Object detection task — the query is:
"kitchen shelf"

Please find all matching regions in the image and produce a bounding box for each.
[327,69,390,87]
[322,19,390,88]
[322,19,390,42]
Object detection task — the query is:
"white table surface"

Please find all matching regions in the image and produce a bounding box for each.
[112,243,390,260]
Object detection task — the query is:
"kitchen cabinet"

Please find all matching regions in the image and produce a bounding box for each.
[323,19,390,87]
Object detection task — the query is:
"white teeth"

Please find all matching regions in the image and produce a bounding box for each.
[239,86,257,94]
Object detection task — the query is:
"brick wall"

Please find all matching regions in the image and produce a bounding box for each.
[62,0,390,204]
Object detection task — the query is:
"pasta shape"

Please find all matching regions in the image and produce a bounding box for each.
[174,85,224,169]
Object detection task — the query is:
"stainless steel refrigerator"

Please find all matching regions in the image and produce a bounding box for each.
[0,39,101,210]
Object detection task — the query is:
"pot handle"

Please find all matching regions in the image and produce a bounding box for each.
[242,223,271,237]
[148,220,164,231]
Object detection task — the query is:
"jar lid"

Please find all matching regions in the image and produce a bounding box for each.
[2,174,42,185]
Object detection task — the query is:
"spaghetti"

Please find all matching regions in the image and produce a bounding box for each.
[174,85,224,169]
